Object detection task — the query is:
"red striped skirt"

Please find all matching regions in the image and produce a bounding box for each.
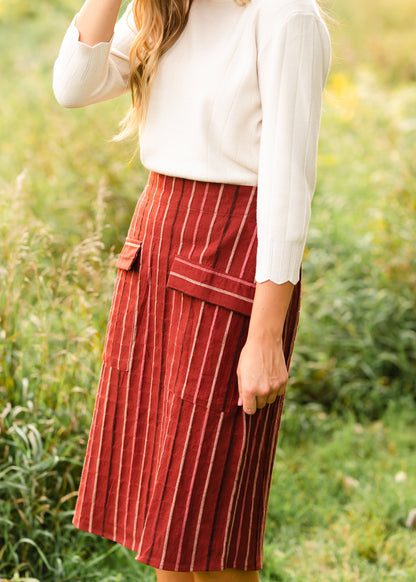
[73,173,301,572]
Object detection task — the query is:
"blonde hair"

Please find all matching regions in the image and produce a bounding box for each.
[117,0,250,141]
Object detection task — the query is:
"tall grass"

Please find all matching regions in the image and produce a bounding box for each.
[0,174,152,581]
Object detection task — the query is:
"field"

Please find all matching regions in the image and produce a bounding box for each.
[0,0,415,580]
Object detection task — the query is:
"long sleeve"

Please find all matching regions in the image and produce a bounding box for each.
[53,2,137,108]
[255,11,331,285]
[52,0,331,287]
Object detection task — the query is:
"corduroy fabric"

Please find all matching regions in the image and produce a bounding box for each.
[73,172,301,571]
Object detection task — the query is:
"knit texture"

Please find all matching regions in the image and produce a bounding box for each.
[53,0,331,283]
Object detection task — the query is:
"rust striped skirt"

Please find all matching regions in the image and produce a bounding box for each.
[73,172,301,572]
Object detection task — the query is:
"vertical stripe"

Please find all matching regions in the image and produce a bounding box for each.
[101,369,121,533]
[259,397,285,546]
[103,272,123,357]
[73,364,109,526]
[221,225,260,563]
[137,177,186,553]
[199,184,225,264]
[121,290,151,548]
[137,377,178,554]
[221,409,247,569]
[212,186,239,269]
[164,291,184,393]
[115,268,137,369]
[188,182,210,257]
[177,180,197,255]
[73,174,301,572]
[105,272,127,364]
[179,302,206,400]
[149,178,185,474]
[205,311,233,409]
[205,410,239,570]
[175,407,210,570]
[230,415,254,569]
[145,399,184,561]
[87,369,113,531]
[223,316,247,412]
[131,174,167,548]
[192,305,219,394]
[233,415,261,564]
[168,296,194,393]
[158,403,197,569]
[244,405,271,569]
[128,178,149,237]
[225,186,256,273]
[118,175,159,545]
[240,228,257,280]
[190,413,224,571]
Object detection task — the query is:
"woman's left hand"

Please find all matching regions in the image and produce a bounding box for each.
[236,279,294,415]
[237,333,288,415]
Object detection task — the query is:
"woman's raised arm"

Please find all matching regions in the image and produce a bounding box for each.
[53,1,136,108]
[76,0,123,46]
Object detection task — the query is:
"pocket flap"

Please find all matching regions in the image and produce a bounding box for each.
[115,238,142,270]
[167,255,255,316]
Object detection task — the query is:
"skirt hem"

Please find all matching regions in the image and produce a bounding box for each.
[72,519,263,572]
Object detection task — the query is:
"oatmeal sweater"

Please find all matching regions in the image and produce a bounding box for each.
[53,0,331,284]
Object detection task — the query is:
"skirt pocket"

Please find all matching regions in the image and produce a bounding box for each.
[165,255,255,413]
[103,237,142,371]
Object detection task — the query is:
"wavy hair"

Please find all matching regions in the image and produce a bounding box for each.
[116,0,251,140]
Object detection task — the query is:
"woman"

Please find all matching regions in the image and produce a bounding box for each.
[53,0,331,580]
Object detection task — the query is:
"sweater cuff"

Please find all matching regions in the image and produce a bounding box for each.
[53,17,114,107]
[71,15,113,54]
[255,239,304,285]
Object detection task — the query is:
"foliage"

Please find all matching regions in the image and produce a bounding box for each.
[0,399,152,581]
[0,177,148,581]
[262,401,416,582]
[286,71,416,418]
[322,0,416,82]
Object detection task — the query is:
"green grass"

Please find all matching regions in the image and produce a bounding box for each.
[0,0,144,247]
[0,0,415,579]
[324,0,416,83]
[1,395,415,581]
[264,401,416,581]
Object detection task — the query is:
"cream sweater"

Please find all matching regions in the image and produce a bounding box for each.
[53,0,331,284]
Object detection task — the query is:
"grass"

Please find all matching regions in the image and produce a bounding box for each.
[324,0,416,83]
[0,0,415,579]
[264,401,416,581]
[1,392,415,581]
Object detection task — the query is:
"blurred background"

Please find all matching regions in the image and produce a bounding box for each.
[0,0,415,580]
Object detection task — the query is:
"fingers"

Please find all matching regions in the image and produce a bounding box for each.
[238,374,288,415]
[273,374,288,397]
[236,339,288,416]
[241,392,257,416]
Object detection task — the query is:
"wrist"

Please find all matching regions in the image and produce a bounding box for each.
[246,323,284,344]
[247,279,293,342]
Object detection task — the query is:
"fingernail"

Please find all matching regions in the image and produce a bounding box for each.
[238,397,242,406]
